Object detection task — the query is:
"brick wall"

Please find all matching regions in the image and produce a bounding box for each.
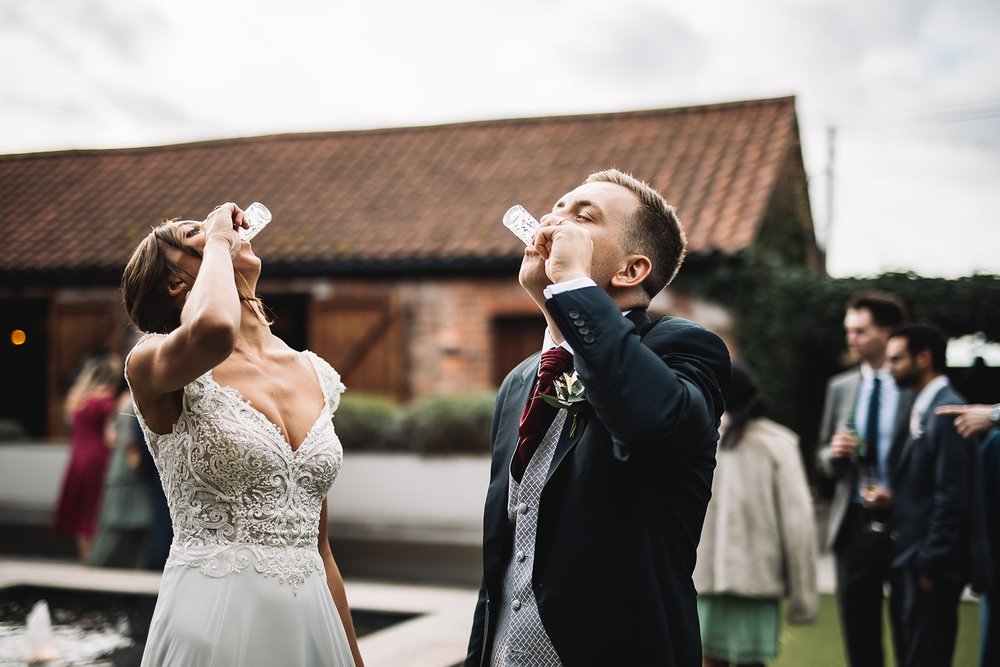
[401,276,538,397]
[259,274,539,399]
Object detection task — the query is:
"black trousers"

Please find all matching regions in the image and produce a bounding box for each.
[834,504,896,667]
[889,567,962,667]
[982,593,1000,667]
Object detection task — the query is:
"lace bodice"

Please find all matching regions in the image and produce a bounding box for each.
[128,346,345,592]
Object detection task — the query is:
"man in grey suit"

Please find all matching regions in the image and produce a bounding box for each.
[816,292,912,667]
[886,324,990,667]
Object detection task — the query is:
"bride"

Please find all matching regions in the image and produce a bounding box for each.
[121,203,363,666]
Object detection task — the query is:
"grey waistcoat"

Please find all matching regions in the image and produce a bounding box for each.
[490,410,567,667]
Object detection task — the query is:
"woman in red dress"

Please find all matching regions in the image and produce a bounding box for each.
[53,355,121,562]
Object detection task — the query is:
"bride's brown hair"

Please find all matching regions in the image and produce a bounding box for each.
[121,219,270,334]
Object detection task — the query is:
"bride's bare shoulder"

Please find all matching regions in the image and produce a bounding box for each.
[125,334,165,386]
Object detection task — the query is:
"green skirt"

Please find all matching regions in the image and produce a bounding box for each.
[698,594,780,663]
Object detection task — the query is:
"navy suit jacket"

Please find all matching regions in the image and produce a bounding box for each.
[981,429,1000,594]
[466,286,731,667]
[890,382,992,592]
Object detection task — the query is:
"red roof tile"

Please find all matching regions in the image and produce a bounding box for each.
[0,96,810,276]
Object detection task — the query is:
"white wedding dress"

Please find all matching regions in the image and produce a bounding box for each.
[128,346,355,666]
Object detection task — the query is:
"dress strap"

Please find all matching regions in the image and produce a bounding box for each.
[303,351,346,413]
[124,333,161,389]
[123,333,172,445]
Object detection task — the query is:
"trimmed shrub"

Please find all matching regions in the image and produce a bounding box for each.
[398,392,496,455]
[334,393,406,452]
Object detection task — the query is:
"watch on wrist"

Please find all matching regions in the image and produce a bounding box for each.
[990,403,1000,425]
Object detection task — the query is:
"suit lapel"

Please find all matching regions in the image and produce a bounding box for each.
[892,386,947,478]
[545,409,590,484]
[893,433,918,480]
[483,354,538,584]
[496,355,539,486]
[845,376,861,424]
[888,389,915,474]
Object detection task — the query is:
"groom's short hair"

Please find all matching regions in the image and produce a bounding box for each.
[585,168,686,299]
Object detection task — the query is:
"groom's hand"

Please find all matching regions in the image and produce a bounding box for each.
[533,216,594,284]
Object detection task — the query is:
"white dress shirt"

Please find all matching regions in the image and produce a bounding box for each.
[853,362,900,481]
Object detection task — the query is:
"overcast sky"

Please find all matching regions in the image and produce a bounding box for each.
[2,0,998,277]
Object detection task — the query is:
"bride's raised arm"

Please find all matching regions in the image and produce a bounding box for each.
[123,203,247,409]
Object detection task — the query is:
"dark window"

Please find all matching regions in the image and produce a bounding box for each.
[0,299,49,438]
[491,315,546,387]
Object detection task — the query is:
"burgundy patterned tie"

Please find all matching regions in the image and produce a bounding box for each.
[512,347,574,481]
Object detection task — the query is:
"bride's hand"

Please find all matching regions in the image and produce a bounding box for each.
[204,203,248,256]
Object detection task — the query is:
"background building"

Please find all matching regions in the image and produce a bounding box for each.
[0,95,820,439]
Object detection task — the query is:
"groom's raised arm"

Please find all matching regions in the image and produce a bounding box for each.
[546,285,729,461]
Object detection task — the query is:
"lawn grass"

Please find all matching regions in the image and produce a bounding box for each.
[773,593,982,666]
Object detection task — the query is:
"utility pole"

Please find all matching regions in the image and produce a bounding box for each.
[825,125,836,257]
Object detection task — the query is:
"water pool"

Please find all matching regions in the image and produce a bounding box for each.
[0,585,416,666]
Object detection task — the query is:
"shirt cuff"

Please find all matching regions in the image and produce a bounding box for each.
[543,277,597,299]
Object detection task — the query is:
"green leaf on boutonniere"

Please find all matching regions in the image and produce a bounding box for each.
[536,370,589,435]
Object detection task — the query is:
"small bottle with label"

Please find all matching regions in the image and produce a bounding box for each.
[502,205,540,247]
[240,202,272,242]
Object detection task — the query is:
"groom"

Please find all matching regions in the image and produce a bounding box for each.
[466,169,731,666]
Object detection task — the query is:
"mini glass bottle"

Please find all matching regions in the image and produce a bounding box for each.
[240,202,272,241]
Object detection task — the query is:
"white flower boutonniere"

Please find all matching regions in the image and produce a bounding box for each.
[909,409,924,440]
[538,370,588,435]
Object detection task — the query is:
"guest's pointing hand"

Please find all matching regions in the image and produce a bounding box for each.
[936,404,993,438]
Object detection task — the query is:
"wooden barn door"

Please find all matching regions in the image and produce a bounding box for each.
[491,315,546,387]
[308,295,408,401]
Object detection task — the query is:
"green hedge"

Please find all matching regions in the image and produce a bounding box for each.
[398,392,496,455]
[335,391,496,455]
[334,393,406,452]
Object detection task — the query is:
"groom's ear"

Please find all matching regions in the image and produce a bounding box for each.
[610,254,652,290]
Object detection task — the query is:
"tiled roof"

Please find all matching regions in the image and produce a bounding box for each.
[0,96,810,278]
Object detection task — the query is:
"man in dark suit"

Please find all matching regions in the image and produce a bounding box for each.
[815,292,912,667]
[886,324,990,667]
[465,169,730,666]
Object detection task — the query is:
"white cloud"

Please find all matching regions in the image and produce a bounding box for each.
[828,126,1000,277]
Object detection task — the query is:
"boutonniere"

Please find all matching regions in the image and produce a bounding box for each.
[909,409,924,440]
[538,370,588,435]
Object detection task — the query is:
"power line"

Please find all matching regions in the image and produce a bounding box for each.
[832,99,1000,132]
[0,96,81,115]
[820,98,1000,258]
